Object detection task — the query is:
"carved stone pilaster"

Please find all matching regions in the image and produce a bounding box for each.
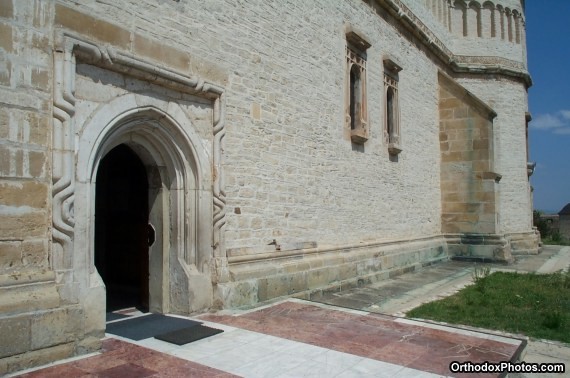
[52,32,227,272]
[52,42,77,269]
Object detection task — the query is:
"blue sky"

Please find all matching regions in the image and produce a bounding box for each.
[526,1,570,214]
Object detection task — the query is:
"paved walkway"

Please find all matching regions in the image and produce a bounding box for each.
[309,245,570,378]
[310,246,570,317]
[10,246,570,377]
[13,300,523,378]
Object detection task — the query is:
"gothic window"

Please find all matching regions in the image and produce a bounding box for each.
[383,58,402,155]
[345,30,370,144]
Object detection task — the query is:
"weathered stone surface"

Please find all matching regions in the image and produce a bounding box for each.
[0,211,47,239]
[0,181,47,208]
[0,316,30,358]
[132,34,191,73]
[0,0,13,19]
[30,68,49,92]
[82,279,105,338]
[0,57,10,86]
[216,280,258,308]
[258,275,290,302]
[0,342,75,376]
[0,239,47,270]
[438,72,510,257]
[0,241,20,270]
[54,4,130,49]
[30,307,83,350]
[307,268,333,290]
[0,22,14,53]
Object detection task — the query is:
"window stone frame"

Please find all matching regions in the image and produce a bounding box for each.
[383,57,403,155]
[345,30,371,144]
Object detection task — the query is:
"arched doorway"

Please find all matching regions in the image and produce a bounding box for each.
[75,98,216,320]
[95,144,150,312]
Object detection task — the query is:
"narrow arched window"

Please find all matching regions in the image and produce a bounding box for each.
[383,58,402,156]
[482,2,495,38]
[497,5,505,40]
[506,8,513,42]
[453,1,468,37]
[513,10,521,44]
[345,30,370,144]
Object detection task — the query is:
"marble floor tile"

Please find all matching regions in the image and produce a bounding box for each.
[135,337,180,353]
[230,351,310,378]
[96,362,157,378]
[273,360,333,378]
[12,339,240,378]
[13,300,524,378]
[199,300,522,377]
[342,357,408,378]
[195,341,281,372]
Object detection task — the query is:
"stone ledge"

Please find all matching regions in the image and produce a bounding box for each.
[0,303,90,374]
[218,237,449,308]
[445,233,513,263]
[0,277,60,316]
[227,235,447,265]
[506,231,540,255]
[0,269,55,287]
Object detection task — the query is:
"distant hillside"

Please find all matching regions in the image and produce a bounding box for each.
[536,209,559,215]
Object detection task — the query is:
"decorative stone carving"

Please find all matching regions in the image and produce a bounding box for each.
[52,32,227,271]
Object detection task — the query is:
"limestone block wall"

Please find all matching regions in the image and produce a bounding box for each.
[0,0,538,373]
[456,76,537,253]
[0,1,229,373]
[70,0,443,250]
[0,2,97,374]
[0,0,51,280]
[455,78,532,232]
[438,73,514,261]
[439,73,499,236]
[220,236,448,308]
[446,77,538,254]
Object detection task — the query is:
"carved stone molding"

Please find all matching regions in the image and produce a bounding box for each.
[52,38,77,268]
[52,32,227,268]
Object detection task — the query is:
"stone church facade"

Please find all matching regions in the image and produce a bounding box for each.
[0,0,537,373]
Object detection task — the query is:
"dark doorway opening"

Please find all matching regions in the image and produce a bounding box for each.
[95,144,150,312]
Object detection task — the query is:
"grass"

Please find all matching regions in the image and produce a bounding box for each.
[406,270,570,343]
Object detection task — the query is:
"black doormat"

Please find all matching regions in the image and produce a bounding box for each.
[106,313,201,341]
[155,324,223,345]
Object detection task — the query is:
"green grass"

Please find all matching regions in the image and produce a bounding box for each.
[407,271,570,343]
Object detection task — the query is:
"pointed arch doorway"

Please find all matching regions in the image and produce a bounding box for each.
[75,97,216,320]
[95,144,151,312]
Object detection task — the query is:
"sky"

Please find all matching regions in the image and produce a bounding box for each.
[526,1,570,213]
